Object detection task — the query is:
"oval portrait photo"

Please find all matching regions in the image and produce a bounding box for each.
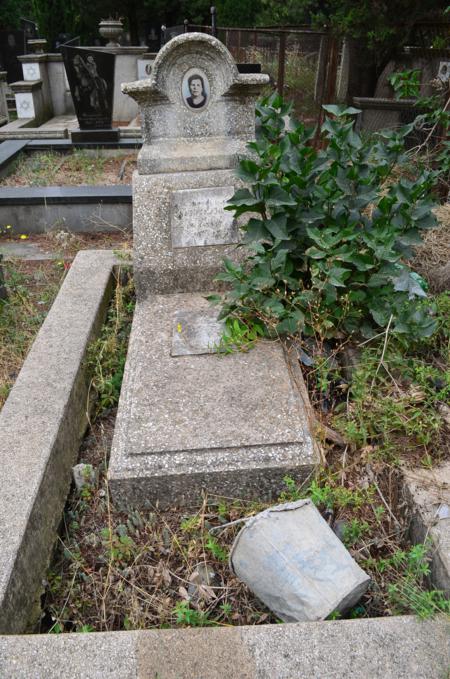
[182,68,210,110]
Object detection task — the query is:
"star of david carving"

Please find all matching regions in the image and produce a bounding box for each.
[25,65,38,79]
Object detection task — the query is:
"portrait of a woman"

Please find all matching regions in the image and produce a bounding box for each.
[186,74,207,109]
[182,69,210,110]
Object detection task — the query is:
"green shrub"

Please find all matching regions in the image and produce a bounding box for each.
[211,94,440,341]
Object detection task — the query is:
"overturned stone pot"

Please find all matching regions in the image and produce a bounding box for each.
[230,499,370,622]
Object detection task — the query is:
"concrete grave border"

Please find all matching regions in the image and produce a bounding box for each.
[1,616,449,678]
[0,250,121,634]
[0,139,139,233]
[0,250,448,676]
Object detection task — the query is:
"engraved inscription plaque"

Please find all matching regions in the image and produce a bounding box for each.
[171,309,224,356]
[170,186,238,248]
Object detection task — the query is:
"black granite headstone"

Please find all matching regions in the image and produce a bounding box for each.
[62,46,115,130]
[0,30,26,83]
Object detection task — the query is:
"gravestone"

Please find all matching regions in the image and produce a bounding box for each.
[61,46,118,142]
[108,33,318,508]
[0,30,26,83]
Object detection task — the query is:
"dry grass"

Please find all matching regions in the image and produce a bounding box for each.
[1,150,137,187]
[412,205,450,292]
[41,414,275,633]
[40,280,450,633]
[0,260,65,409]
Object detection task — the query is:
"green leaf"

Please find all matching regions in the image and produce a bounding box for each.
[328,266,351,288]
[251,275,275,290]
[236,159,259,182]
[322,104,361,117]
[265,185,296,207]
[271,248,288,272]
[228,188,262,208]
[305,246,327,259]
[266,214,289,240]
[391,269,427,299]
[243,218,269,243]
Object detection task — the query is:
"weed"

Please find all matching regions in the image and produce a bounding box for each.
[278,475,304,502]
[180,516,201,533]
[0,260,64,409]
[342,518,370,547]
[173,601,213,627]
[205,535,228,562]
[365,543,450,619]
[214,96,440,342]
[87,269,134,420]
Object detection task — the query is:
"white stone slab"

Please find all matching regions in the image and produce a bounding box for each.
[171,309,224,356]
[22,63,40,81]
[170,186,238,248]
[15,93,35,119]
[137,59,153,80]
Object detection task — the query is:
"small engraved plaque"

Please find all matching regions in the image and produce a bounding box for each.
[171,310,224,356]
[171,186,238,248]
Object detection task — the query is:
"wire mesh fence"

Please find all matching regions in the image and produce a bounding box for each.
[161,19,449,140]
[172,24,343,125]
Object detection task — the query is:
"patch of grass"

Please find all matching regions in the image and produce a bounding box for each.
[331,293,449,463]
[0,260,65,409]
[86,269,135,420]
[0,150,137,187]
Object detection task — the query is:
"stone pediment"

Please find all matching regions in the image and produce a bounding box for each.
[122,32,269,173]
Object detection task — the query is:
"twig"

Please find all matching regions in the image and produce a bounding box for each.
[372,476,401,527]
[341,445,348,485]
[371,314,393,389]
[208,517,248,534]
[414,93,450,156]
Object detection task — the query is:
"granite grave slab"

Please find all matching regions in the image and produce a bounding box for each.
[109,293,317,507]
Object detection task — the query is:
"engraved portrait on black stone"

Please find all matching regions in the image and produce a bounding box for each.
[62,46,115,129]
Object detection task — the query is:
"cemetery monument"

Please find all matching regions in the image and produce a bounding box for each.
[108,33,318,507]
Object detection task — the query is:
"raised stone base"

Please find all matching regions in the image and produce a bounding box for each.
[71,128,120,143]
[109,293,318,508]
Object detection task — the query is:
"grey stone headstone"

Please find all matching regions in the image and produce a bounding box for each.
[122,32,269,295]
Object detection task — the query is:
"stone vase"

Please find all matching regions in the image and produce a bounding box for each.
[99,18,123,47]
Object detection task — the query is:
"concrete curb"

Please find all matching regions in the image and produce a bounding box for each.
[404,464,450,594]
[0,616,448,678]
[0,250,118,634]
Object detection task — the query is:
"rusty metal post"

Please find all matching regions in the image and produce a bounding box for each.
[324,36,339,104]
[211,6,217,37]
[0,254,7,301]
[277,32,287,96]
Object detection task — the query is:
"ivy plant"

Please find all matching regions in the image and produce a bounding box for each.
[210,94,439,340]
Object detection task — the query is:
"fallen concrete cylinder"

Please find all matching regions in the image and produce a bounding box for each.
[230,499,370,622]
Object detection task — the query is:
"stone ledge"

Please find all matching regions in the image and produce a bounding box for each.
[0,616,448,678]
[10,80,43,93]
[0,140,28,177]
[0,185,132,205]
[0,250,121,633]
[404,463,450,593]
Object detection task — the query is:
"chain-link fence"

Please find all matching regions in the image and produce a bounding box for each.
[163,22,343,125]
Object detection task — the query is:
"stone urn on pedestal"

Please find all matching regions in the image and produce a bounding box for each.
[99,18,123,47]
